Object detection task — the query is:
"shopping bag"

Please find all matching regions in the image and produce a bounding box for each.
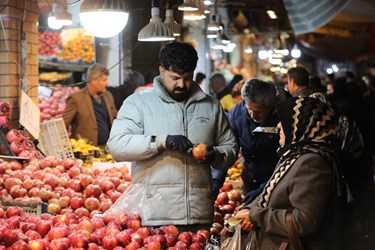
[220,225,242,250]
[97,183,161,219]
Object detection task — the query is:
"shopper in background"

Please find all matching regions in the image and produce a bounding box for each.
[195,72,206,89]
[107,71,145,110]
[220,79,245,113]
[235,96,342,249]
[227,79,281,205]
[210,73,227,100]
[62,63,117,146]
[287,66,314,97]
[107,42,238,232]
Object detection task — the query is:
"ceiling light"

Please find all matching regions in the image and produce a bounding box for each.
[207,15,220,31]
[211,39,225,50]
[48,3,72,29]
[203,0,213,5]
[48,15,63,30]
[183,9,206,20]
[291,44,301,58]
[138,1,175,42]
[244,44,253,53]
[80,0,129,38]
[206,30,218,39]
[178,0,199,11]
[164,6,181,36]
[258,44,268,60]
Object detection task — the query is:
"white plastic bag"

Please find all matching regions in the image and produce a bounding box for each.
[99,183,161,219]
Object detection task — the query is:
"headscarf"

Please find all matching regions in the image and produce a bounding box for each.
[258,96,340,208]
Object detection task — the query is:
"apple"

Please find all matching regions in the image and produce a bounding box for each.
[115,230,131,247]
[2,229,18,247]
[126,219,141,231]
[70,196,84,209]
[74,207,90,218]
[102,235,119,249]
[124,240,141,250]
[190,242,203,250]
[136,227,152,238]
[5,206,24,218]
[196,229,210,240]
[35,220,52,237]
[48,203,62,214]
[12,240,30,250]
[146,241,162,250]
[84,184,102,198]
[87,242,99,250]
[192,143,207,160]
[215,192,229,206]
[29,239,46,250]
[163,224,179,236]
[84,197,100,212]
[178,231,192,245]
[70,234,89,248]
[165,234,178,247]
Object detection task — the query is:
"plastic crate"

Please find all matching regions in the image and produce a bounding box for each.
[1,200,48,215]
[39,118,74,159]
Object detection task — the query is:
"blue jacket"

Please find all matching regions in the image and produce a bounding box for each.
[227,101,280,194]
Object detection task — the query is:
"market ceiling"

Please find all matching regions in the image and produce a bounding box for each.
[36,0,375,61]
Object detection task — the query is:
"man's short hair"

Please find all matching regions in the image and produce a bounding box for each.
[241,79,277,108]
[87,63,109,81]
[287,66,309,87]
[159,42,198,74]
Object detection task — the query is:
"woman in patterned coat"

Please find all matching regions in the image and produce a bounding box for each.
[235,96,344,250]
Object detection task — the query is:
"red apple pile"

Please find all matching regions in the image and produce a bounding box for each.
[0,155,132,218]
[39,85,80,122]
[0,205,210,249]
[211,182,243,237]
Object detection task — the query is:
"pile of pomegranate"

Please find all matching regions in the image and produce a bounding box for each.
[39,86,80,123]
[5,129,43,160]
[0,101,12,129]
[0,154,244,249]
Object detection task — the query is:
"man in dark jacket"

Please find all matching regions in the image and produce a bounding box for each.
[227,79,280,204]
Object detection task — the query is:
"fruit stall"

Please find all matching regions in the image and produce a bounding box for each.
[0,97,244,249]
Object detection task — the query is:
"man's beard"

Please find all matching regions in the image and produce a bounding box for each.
[168,87,188,102]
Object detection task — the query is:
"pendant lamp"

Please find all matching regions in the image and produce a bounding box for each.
[138,0,175,42]
[80,0,129,38]
[164,2,181,37]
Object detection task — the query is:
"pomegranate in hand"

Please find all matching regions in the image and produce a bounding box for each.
[192,143,207,160]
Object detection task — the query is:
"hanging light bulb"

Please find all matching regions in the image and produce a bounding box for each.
[48,15,63,30]
[138,0,175,42]
[207,14,220,31]
[178,0,198,11]
[80,0,129,38]
[206,30,218,39]
[258,44,268,60]
[48,3,72,29]
[291,44,301,58]
[164,2,181,37]
[244,44,253,53]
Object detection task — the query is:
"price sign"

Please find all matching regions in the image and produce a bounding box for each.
[38,86,53,99]
[20,91,40,139]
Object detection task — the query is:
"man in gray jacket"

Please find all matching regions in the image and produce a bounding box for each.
[107,42,238,232]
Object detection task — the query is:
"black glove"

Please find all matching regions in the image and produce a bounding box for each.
[241,182,267,205]
[198,145,216,164]
[166,135,193,152]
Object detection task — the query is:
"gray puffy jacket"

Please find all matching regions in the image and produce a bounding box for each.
[107,76,238,226]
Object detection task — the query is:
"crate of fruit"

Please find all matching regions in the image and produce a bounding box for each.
[0,197,48,215]
[39,118,74,159]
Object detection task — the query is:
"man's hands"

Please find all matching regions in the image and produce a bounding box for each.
[166,135,193,152]
[197,145,216,164]
[235,209,254,231]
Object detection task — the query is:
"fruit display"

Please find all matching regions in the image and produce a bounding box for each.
[58,28,95,63]
[0,101,12,129]
[39,72,72,84]
[70,138,114,164]
[226,157,243,181]
[38,32,61,58]
[5,129,44,160]
[39,85,80,122]
[0,156,213,249]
